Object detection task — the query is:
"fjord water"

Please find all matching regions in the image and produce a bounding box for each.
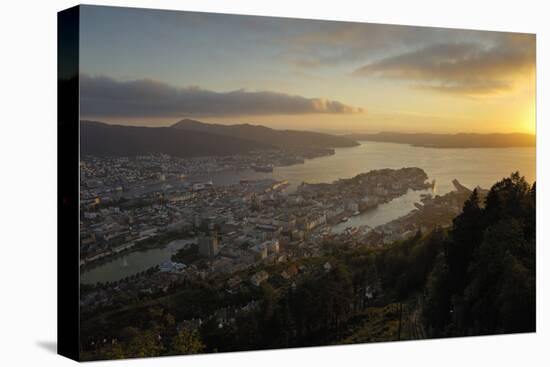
[81,142,535,284]
[80,239,195,284]
[273,141,535,194]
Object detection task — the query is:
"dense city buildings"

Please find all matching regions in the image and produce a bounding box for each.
[79,153,437,268]
[79,151,475,309]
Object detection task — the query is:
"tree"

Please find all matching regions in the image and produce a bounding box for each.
[421,173,535,337]
[423,253,452,336]
[484,171,531,225]
[464,219,534,334]
[446,189,483,291]
[170,329,205,355]
[103,342,126,360]
[125,330,163,358]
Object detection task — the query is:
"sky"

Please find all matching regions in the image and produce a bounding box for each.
[79,5,536,134]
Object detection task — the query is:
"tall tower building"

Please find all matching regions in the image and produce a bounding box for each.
[198,232,219,258]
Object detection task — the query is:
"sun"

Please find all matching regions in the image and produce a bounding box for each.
[520,99,536,134]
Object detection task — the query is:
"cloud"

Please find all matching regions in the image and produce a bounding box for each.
[282,22,496,69]
[80,74,363,118]
[353,34,535,96]
[284,23,415,68]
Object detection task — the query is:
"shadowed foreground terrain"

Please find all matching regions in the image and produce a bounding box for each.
[80,172,535,360]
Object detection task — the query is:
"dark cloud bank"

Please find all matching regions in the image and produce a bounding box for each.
[80,74,363,118]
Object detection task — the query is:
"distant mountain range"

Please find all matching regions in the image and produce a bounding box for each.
[80,120,533,157]
[80,120,270,157]
[171,119,359,149]
[343,132,536,148]
[80,119,358,157]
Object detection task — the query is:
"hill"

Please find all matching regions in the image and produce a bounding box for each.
[80,120,271,157]
[344,132,535,148]
[172,119,359,149]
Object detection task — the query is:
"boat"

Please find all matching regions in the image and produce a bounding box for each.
[340,217,349,223]
[352,211,360,216]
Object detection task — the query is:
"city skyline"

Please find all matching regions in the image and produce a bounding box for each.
[79,5,536,134]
